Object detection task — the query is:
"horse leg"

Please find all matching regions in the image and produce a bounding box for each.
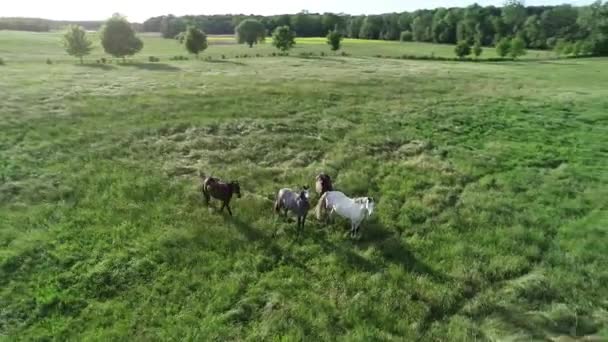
[297,216,301,237]
[226,202,233,216]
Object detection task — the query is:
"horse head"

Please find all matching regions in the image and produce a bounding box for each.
[300,186,310,202]
[230,181,242,198]
[366,197,375,216]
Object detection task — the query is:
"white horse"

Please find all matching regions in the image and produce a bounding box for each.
[315,191,375,238]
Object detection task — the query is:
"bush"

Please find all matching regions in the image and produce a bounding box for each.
[473,42,483,58]
[100,57,107,64]
[546,37,558,49]
[46,58,53,65]
[221,54,226,59]
[326,29,343,51]
[340,51,349,57]
[320,51,325,57]
[454,40,471,58]
[496,37,511,58]
[509,37,526,59]
[400,31,413,42]
[148,56,160,62]
[272,25,296,52]
[183,26,208,58]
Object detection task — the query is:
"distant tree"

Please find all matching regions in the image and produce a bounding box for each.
[100,14,143,60]
[473,41,483,57]
[184,26,208,57]
[496,37,511,57]
[63,25,93,64]
[236,19,266,47]
[400,30,413,42]
[509,37,526,59]
[327,29,343,51]
[272,25,296,51]
[454,40,472,58]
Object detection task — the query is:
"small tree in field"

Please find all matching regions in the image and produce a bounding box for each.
[473,41,483,58]
[184,26,208,58]
[326,29,343,51]
[272,26,296,52]
[454,40,471,58]
[400,31,413,42]
[236,19,266,48]
[63,25,92,64]
[100,14,143,61]
[496,37,511,58]
[509,37,526,59]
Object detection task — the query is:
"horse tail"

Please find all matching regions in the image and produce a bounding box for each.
[274,198,281,213]
[316,192,329,221]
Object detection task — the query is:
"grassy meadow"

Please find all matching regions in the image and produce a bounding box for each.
[1,30,608,340]
[0,30,555,63]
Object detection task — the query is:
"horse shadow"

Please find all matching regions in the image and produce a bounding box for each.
[338,218,452,284]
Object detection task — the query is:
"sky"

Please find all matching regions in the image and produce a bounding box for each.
[2,0,595,23]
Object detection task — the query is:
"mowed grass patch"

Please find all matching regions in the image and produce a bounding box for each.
[1,40,607,340]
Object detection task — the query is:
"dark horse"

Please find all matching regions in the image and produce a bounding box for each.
[201,175,241,216]
[315,173,333,196]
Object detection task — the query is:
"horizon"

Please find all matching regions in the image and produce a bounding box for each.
[2,0,596,23]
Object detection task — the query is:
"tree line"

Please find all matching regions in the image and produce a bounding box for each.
[144,1,608,55]
[0,17,142,32]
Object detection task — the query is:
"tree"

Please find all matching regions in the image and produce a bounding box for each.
[272,25,296,51]
[454,40,471,58]
[327,29,343,51]
[473,41,483,57]
[184,26,208,57]
[509,36,526,59]
[236,19,266,48]
[496,37,511,57]
[400,31,413,42]
[63,25,92,64]
[100,14,143,60]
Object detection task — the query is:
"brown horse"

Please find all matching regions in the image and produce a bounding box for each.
[201,175,241,216]
[315,173,333,195]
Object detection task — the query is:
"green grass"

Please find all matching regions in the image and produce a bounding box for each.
[1,30,607,340]
[0,30,555,63]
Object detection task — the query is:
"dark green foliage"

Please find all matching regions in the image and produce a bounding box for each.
[473,41,483,57]
[46,58,52,65]
[271,26,296,52]
[400,31,414,42]
[496,37,511,57]
[62,25,93,64]
[326,29,343,51]
[148,56,160,62]
[509,37,527,59]
[160,15,187,39]
[100,14,143,59]
[236,19,266,48]
[184,26,208,57]
[0,57,5,65]
[454,40,471,58]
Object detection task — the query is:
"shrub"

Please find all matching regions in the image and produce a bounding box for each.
[400,31,413,42]
[340,51,349,57]
[546,37,558,49]
[0,57,4,65]
[221,54,226,59]
[473,42,483,58]
[509,37,526,59]
[272,25,296,52]
[148,56,160,62]
[183,26,208,58]
[326,29,343,51]
[46,58,53,65]
[320,51,325,57]
[454,40,471,58]
[496,37,511,58]
[100,57,107,64]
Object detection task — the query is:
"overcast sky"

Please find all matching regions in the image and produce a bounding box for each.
[3,0,595,23]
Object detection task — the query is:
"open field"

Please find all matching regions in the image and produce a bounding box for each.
[1,30,608,340]
[0,30,555,63]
